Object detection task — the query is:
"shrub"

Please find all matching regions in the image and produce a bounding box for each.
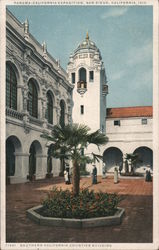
[41,187,121,219]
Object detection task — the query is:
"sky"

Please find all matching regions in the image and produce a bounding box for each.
[7,5,153,108]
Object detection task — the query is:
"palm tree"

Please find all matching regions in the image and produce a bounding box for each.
[41,123,108,196]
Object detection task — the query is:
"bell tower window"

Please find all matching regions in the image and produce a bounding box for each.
[77,68,87,95]
[89,71,94,82]
[79,67,86,82]
[71,72,75,84]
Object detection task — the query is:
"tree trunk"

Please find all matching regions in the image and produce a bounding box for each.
[59,158,65,176]
[72,160,80,196]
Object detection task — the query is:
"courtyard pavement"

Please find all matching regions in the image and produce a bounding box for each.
[6,176,152,243]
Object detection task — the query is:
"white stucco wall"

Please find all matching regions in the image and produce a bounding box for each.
[100,116,153,173]
[105,117,152,153]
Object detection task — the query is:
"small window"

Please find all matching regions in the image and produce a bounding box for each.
[80,105,84,115]
[142,118,147,125]
[71,73,75,84]
[114,120,120,126]
[89,71,94,82]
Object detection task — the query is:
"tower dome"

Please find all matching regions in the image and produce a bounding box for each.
[74,32,102,59]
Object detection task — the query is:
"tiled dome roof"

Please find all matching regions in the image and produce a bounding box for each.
[74,32,101,58]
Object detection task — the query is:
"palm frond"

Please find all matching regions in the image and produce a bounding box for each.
[87,129,108,148]
[92,153,103,163]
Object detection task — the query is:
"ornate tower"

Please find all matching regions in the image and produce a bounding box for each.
[67,32,108,133]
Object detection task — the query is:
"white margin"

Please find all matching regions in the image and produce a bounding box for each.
[0,0,158,250]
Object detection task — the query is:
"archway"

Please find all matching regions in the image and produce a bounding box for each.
[29,140,42,179]
[6,140,15,177]
[103,147,123,172]
[6,136,22,183]
[133,146,153,171]
[47,144,54,176]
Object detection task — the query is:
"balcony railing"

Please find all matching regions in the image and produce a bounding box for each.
[6,107,24,120]
[47,123,54,130]
[77,81,87,96]
[29,116,43,126]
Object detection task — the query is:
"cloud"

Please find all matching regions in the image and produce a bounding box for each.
[137,69,152,88]
[111,70,125,81]
[127,40,152,66]
[101,7,129,19]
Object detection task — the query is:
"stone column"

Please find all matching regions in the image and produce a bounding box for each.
[22,85,28,111]
[10,153,29,184]
[22,86,30,132]
[122,154,126,173]
[21,153,30,177]
[17,85,23,112]
[53,106,57,124]
[38,97,43,120]
[41,98,48,129]
[56,107,60,125]
[67,105,72,124]
[36,154,47,179]
[52,158,61,176]
[41,99,46,120]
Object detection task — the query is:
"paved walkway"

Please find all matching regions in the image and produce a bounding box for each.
[6,176,152,243]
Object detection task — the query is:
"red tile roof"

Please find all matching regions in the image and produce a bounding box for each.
[106,106,153,118]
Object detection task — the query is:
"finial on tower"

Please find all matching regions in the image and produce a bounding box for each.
[86,31,89,40]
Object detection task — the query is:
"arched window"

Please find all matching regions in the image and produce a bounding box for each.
[79,67,86,82]
[6,63,17,110]
[46,91,53,124]
[27,79,38,118]
[60,100,65,128]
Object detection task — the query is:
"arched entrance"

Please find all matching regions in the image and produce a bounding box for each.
[47,144,54,177]
[29,143,36,177]
[103,147,123,172]
[6,136,22,183]
[6,140,15,177]
[133,147,153,171]
[29,140,42,180]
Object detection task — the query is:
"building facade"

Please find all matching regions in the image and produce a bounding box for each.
[6,10,73,183]
[103,106,153,173]
[6,10,153,183]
